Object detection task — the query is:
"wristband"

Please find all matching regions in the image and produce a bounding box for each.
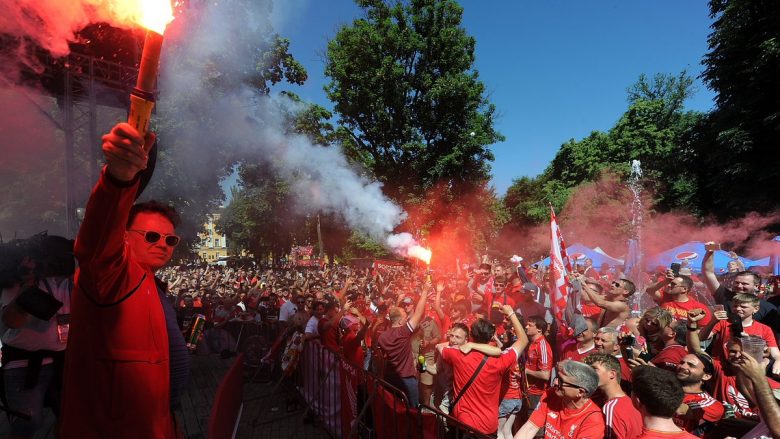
[687,325,698,331]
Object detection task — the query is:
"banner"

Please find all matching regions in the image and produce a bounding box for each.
[549,206,572,325]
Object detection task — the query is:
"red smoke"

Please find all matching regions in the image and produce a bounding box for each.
[496,171,780,264]
[399,182,502,271]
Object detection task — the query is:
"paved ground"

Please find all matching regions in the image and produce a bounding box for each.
[0,353,331,439]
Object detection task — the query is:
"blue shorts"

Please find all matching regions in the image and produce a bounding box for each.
[498,398,522,418]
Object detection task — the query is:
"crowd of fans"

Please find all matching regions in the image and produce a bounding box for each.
[158,246,780,439]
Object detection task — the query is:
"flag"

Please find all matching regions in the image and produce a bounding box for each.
[549,206,572,324]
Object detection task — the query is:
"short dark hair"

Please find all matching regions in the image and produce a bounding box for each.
[619,278,636,296]
[734,271,760,286]
[632,366,684,417]
[127,200,180,229]
[470,318,496,343]
[584,352,621,383]
[451,322,470,339]
[526,315,548,334]
[678,275,693,290]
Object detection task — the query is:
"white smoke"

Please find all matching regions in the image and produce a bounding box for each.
[156,0,417,247]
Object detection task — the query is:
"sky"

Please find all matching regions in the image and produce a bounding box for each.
[265,0,717,196]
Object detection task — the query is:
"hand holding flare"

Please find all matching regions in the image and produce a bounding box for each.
[128,0,174,137]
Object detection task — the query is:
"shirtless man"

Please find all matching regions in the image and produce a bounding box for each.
[575,273,635,328]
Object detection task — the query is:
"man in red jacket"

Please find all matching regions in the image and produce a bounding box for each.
[60,123,187,438]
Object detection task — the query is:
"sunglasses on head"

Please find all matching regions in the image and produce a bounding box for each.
[130,229,180,247]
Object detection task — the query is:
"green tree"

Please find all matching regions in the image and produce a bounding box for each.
[696,0,780,218]
[503,72,704,231]
[324,0,504,256]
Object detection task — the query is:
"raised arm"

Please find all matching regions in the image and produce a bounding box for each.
[432,283,447,321]
[644,270,674,304]
[702,246,721,299]
[734,354,780,437]
[75,123,155,303]
[698,307,727,342]
[685,309,708,354]
[408,287,429,330]
[575,274,627,313]
[502,304,529,353]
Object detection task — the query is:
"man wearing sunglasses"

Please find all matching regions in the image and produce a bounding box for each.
[515,359,605,439]
[60,123,186,439]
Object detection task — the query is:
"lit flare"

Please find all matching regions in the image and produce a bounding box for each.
[407,246,432,265]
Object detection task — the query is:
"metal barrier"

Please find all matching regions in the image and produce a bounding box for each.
[294,341,494,439]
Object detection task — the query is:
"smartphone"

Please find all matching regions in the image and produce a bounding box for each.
[729,314,743,335]
[670,263,681,276]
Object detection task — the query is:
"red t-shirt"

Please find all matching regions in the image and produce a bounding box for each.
[637,428,698,439]
[562,343,597,363]
[710,319,777,362]
[318,318,340,352]
[377,322,416,379]
[529,389,605,439]
[661,298,712,326]
[673,392,724,433]
[650,344,688,372]
[500,361,522,400]
[441,346,519,434]
[341,329,365,368]
[602,395,643,439]
[525,336,554,395]
[710,358,780,421]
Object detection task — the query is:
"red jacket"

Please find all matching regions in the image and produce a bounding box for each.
[60,168,175,438]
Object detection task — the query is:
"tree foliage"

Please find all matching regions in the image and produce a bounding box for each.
[504,72,705,227]
[695,0,780,219]
[324,0,505,257]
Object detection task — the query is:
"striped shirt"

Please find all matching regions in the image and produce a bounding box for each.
[602,395,642,439]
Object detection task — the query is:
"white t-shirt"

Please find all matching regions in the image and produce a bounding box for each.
[305,316,320,336]
[0,277,71,369]
[279,300,298,322]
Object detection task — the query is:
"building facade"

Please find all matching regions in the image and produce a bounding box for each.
[195,212,231,264]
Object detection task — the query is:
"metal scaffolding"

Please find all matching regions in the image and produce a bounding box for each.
[38,51,139,236]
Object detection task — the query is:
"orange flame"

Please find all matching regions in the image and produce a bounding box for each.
[138,0,174,34]
[407,246,432,265]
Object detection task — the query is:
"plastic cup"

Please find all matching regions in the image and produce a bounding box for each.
[740,335,767,360]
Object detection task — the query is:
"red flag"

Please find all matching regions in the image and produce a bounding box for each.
[549,206,572,324]
[482,276,495,310]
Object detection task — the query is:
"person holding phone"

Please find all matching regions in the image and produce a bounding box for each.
[646,272,712,326]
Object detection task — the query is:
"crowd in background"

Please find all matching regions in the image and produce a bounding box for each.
[159,247,780,439]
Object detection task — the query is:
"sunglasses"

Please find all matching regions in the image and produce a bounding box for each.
[130,229,180,247]
[611,281,622,288]
[553,376,585,392]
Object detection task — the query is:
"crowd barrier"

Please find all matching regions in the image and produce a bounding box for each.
[295,341,493,439]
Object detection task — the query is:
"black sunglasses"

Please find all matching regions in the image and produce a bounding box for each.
[553,376,585,392]
[130,229,180,247]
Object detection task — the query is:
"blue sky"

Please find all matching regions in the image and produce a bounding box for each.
[268,0,716,196]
